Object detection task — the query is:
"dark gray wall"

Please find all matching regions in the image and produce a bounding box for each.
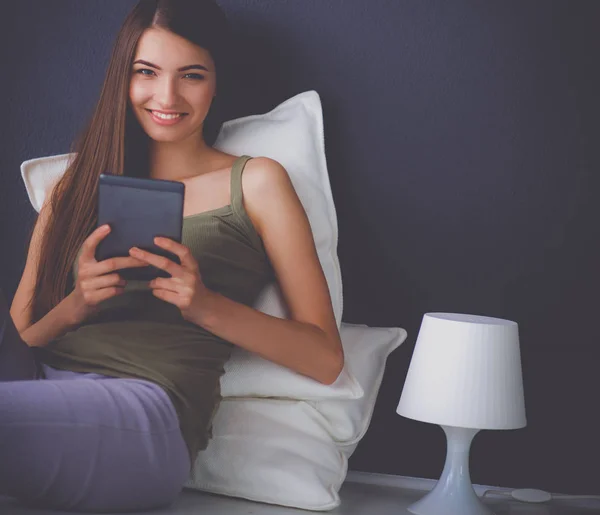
[2,0,598,495]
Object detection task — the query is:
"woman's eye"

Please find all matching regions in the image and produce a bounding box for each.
[133,69,204,80]
[135,68,155,76]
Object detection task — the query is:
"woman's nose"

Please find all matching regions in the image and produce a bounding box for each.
[155,78,179,108]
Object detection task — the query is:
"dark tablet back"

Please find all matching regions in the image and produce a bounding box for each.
[96,174,185,281]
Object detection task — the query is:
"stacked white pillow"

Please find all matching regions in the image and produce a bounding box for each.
[20,91,408,510]
[187,323,406,510]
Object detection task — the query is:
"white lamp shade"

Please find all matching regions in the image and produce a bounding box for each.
[397,313,526,430]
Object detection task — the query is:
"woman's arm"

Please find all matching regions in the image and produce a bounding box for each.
[196,157,344,385]
[10,186,81,347]
[196,290,342,385]
[10,185,57,335]
[19,293,82,348]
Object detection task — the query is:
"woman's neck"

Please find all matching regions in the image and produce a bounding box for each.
[148,136,217,181]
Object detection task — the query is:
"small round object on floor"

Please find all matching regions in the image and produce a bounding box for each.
[511,488,552,503]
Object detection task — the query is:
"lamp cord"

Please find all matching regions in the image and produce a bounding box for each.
[481,488,600,504]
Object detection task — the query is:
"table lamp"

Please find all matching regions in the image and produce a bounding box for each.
[396,313,526,515]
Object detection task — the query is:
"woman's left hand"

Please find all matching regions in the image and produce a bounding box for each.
[129,237,211,324]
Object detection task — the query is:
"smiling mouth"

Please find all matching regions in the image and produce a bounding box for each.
[145,109,188,120]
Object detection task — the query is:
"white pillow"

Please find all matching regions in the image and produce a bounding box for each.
[186,322,407,510]
[311,323,407,455]
[20,153,74,214]
[20,91,361,402]
[185,399,346,510]
[212,90,343,327]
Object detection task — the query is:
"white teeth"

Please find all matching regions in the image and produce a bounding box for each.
[152,111,182,120]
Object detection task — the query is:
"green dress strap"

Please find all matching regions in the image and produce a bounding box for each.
[229,155,266,254]
[230,155,253,208]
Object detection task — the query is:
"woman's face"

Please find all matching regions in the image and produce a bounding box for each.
[129,27,216,144]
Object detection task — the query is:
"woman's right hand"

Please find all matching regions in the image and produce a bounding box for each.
[70,224,147,323]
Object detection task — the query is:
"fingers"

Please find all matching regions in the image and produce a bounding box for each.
[76,267,131,315]
[82,285,126,306]
[78,272,126,308]
[79,226,147,273]
[151,288,178,304]
[150,276,183,293]
[129,247,181,277]
[153,237,198,271]
[92,256,148,276]
[79,224,112,262]
[80,273,125,292]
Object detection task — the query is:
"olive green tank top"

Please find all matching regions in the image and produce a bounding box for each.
[35,155,275,466]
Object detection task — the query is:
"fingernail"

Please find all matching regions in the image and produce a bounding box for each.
[102,224,110,231]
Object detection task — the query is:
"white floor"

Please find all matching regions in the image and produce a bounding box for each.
[1,471,599,514]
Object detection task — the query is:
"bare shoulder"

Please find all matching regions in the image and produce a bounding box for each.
[241,157,299,234]
[243,156,290,186]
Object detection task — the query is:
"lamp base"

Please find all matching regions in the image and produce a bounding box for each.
[407,425,495,515]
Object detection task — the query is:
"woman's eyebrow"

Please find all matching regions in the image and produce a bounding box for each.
[133,59,209,72]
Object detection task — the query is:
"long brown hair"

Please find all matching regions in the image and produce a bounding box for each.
[28,0,232,324]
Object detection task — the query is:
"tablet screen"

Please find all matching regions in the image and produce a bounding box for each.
[96,174,185,281]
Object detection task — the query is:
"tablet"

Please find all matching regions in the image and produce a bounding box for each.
[96,173,185,281]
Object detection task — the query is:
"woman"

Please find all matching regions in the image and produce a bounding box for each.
[1,0,343,511]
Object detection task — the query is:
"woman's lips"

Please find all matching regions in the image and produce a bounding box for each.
[145,109,188,126]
